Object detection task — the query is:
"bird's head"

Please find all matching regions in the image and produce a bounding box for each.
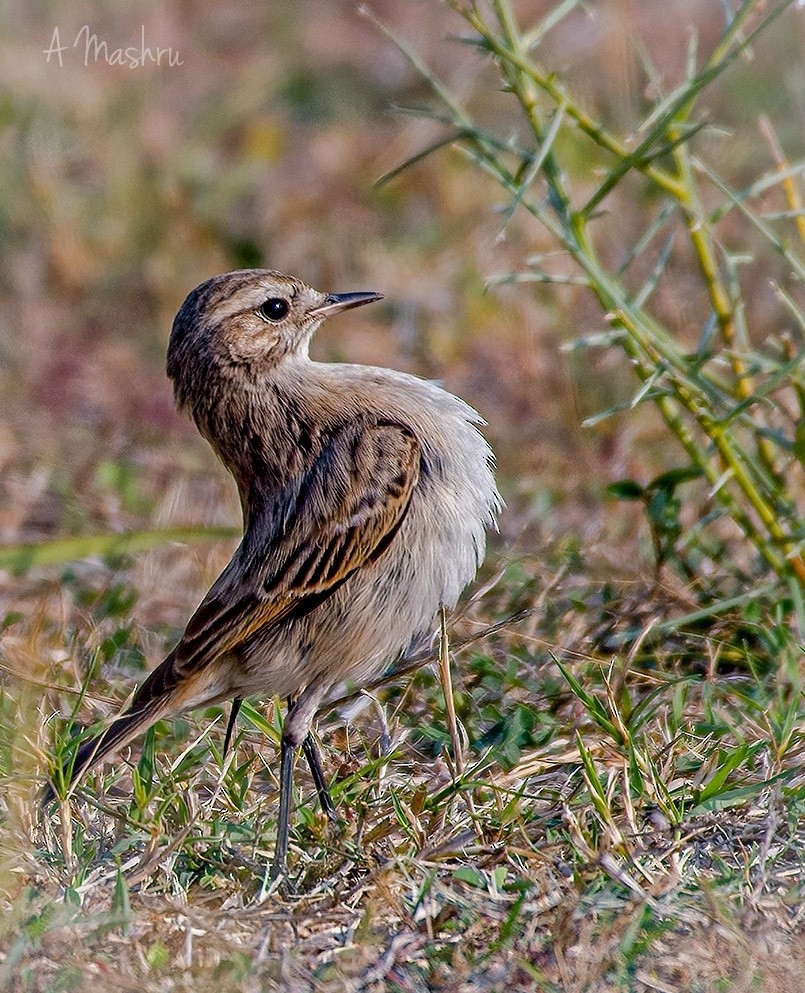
[167,269,382,409]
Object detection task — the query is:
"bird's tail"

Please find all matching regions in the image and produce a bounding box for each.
[43,650,183,806]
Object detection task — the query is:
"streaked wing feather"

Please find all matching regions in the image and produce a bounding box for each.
[172,421,419,678]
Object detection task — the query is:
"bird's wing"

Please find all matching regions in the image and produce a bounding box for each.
[45,420,421,798]
[170,419,420,681]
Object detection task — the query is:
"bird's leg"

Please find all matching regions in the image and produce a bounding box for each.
[302,732,337,823]
[285,694,337,821]
[269,688,326,881]
[270,728,296,881]
[222,697,243,760]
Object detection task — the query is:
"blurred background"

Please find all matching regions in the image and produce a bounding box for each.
[1,0,805,636]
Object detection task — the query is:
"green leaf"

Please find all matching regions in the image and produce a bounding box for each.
[696,743,760,803]
[145,941,170,970]
[690,769,792,814]
[452,866,486,888]
[794,420,805,469]
[556,660,622,743]
[607,480,645,500]
[646,466,703,490]
[238,700,280,745]
[576,732,612,823]
[111,868,131,933]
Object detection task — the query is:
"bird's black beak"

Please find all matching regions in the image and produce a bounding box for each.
[309,291,384,319]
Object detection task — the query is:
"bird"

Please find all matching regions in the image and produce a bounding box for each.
[46,268,501,879]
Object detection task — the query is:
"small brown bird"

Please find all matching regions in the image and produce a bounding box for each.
[47,269,501,878]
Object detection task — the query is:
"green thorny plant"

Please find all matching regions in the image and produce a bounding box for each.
[375,0,805,605]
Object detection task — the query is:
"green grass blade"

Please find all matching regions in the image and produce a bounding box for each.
[0,526,239,574]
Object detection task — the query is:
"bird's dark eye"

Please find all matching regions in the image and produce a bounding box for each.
[257,298,290,323]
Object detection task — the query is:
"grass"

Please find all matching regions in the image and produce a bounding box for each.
[4,550,805,990]
[2,1,805,990]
